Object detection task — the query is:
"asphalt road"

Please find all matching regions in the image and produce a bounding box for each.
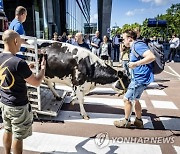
[0,62,180,154]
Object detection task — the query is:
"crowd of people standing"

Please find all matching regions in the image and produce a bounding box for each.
[52,29,179,76]
[52,30,122,65]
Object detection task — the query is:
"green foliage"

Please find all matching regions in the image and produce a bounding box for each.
[141,3,180,39]
[111,23,141,37]
[113,3,180,39]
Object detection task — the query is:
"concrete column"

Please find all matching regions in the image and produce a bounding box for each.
[98,0,112,38]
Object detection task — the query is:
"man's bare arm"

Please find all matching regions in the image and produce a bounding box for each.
[25,69,45,87]
[25,57,46,86]
[91,42,99,48]
[129,50,155,69]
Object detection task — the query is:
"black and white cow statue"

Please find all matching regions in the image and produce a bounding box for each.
[36,41,130,119]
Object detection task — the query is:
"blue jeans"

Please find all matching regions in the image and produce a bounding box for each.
[113,44,120,62]
[124,80,147,101]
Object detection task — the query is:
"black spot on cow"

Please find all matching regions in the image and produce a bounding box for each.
[72,48,78,55]
[39,42,52,48]
[89,62,119,85]
[61,46,68,53]
[51,42,62,48]
[44,47,78,79]
[77,56,93,85]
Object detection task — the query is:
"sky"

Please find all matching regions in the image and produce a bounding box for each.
[90,0,179,28]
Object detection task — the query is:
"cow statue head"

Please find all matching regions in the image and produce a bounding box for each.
[112,70,130,96]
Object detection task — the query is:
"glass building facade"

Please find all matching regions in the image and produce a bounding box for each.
[3,0,90,38]
[66,0,90,34]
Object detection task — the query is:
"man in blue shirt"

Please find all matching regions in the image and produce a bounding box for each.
[9,6,27,59]
[114,30,155,128]
[91,31,102,56]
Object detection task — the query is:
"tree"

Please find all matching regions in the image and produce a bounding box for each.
[119,3,180,39]
[165,3,180,36]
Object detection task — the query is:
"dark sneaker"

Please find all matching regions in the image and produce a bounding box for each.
[133,117,144,128]
[114,119,131,128]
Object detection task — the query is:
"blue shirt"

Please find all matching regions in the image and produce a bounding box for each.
[91,36,101,49]
[9,18,26,59]
[9,18,25,35]
[130,41,154,85]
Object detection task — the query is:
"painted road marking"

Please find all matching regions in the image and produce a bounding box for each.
[64,96,147,108]
[151,100,178,110]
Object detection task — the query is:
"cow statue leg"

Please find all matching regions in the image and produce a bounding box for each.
[75,86,89,120]
[70,86,78,105]
[44,78,62,100]
[74,82,95,120]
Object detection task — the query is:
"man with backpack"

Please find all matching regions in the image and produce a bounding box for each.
[134,27,165,74]
[114,30,155,128]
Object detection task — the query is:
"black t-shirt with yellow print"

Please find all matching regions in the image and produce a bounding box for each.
[0,53,32,106]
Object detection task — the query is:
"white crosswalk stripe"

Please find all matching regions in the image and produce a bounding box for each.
[174,146,180,154]
[65,96,147,108]
[39,110,154,129]
[146,89,167,96]
[151,100,178,109]
[55,85,117,94]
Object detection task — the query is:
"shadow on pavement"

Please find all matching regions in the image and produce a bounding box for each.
[142,109,180,131]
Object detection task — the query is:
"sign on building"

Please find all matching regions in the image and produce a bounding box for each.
[148,18,167,27]
[107,28,111,33]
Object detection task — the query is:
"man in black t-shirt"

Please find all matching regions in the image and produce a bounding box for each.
[0,30,46,154]
[73,32,90,50]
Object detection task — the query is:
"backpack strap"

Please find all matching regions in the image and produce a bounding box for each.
[131,47,140,58]
[132,41,154,71]
[131,40,144,59]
